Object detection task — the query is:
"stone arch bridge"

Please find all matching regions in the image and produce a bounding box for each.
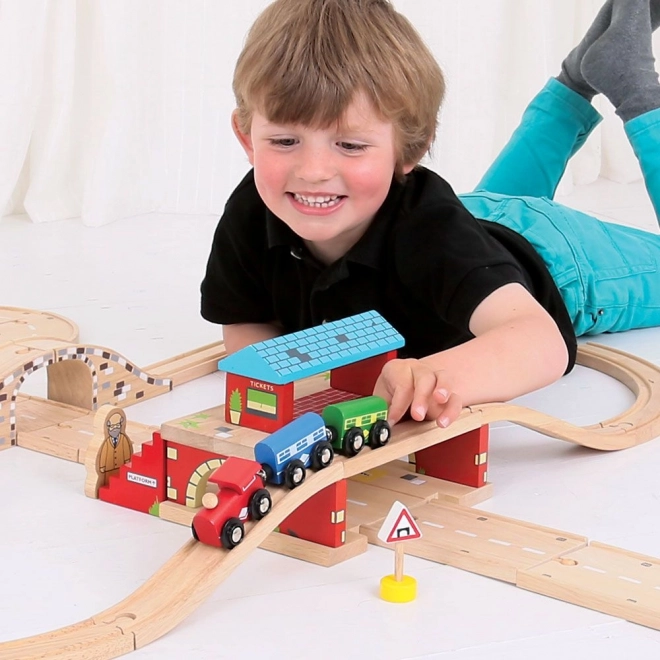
[0,307,171,448]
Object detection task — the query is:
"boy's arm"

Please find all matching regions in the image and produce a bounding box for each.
[222,322,283,354]
[374,283,569,427]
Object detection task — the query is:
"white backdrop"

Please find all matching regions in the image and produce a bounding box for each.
[1,0,656,226]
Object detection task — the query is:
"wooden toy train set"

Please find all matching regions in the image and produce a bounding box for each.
[2,305,660,659]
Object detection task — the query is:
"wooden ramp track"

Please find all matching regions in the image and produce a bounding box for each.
[0,338,172,449]
[0,339,226,450]
[2,342,660,658]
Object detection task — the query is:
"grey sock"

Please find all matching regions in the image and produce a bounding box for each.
[556,1,613,100]
[653,0,660,27]
[582,0,660,121]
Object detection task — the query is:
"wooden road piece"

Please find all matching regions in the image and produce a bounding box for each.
[15,397,156,465]
[350,461,443,503]
[346,480,429,533]
[0,307,225,453]
[18,421,93,463]
[362,499,588,584]
[15,394,88,435]
[19,418,155,465]
[518,541,660,629]
[352,459,494,508]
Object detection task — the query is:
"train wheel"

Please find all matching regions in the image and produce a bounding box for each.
[325,425,339,447]
[261,463,275,485]
[221,518,245,549]
[343,427,365,456]
[311,441,334,470]
[284,459,306,489]
[250,489,272,520]
[191,524,200,542]
[370,420,391,447]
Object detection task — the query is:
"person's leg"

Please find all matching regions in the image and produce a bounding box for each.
[549,0,660,335]
[564,0,660,333]
[556,0,613,101]
[477,0,660,200]
[582,0,660,122]
[579,0,660,223]
[558,0,660,102]
[625,110,660,222]
[474,193,660,336]
[474,0,617,198]
[570,216,660,335]
[474,79,602,199]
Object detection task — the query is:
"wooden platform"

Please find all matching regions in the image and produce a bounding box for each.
[518,542,660,630]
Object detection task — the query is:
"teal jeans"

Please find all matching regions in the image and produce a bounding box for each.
[458,78,660,336]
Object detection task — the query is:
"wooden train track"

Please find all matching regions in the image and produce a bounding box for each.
[1,342,660,658]
[472,342,660,450]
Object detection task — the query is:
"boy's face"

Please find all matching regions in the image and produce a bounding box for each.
[233,93,413,264]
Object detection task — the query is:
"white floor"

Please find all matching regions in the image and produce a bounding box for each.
[1,179,660,659]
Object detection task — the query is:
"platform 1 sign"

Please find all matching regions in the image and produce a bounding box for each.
[377,501,422,544]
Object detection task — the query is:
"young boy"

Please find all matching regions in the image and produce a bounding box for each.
[201,0,660,430]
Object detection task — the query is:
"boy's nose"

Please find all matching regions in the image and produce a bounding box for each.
[295,148,335,182]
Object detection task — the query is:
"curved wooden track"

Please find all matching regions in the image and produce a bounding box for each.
[472,342,660,451]
[2,342,660,659]
[0,306,79,344]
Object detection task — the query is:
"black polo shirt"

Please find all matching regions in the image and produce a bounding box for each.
[201,167,577,372]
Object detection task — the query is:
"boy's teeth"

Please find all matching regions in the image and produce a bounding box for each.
[293,193,341,207]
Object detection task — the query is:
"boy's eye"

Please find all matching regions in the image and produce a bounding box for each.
[269,138,297,147]
[338,141,368,152]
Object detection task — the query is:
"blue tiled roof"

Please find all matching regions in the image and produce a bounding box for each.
[219,311,404,384]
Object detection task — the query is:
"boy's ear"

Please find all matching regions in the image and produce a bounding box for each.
[231,110,254,165]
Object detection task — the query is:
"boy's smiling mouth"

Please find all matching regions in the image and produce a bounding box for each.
[290,192,346,209]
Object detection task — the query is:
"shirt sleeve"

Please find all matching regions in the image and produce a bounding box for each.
[200,182,275,325]
[396,199,529,334]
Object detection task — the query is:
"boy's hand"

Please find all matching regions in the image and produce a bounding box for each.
[373,358,463,428]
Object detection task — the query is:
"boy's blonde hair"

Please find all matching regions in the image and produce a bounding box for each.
[233,0,445,175]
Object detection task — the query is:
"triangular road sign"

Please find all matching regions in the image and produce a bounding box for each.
[377,501,422,544]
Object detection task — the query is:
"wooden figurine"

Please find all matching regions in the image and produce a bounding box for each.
[84,405,132,498]
[98,430,167,515]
